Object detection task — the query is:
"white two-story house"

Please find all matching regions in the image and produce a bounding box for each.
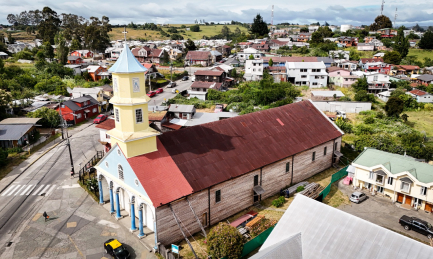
[364,72,391,93]
[350,148,433,213]
[237,48,263,62]
[285,61,328,88]
[244,60,264,81]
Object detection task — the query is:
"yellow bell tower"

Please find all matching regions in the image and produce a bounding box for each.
[106,43,159,158]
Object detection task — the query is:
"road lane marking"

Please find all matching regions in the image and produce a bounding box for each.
[9,185,23,196]
[38,185,51,195]
[26,185,36,195]
[46,185,56,196]
[1,185,17,196]
[32,185,44,195]
[20,185,33,195]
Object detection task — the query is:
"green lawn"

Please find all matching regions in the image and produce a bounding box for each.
[407,49,433,62]
[110,24,249,41]
[405,110,433,138]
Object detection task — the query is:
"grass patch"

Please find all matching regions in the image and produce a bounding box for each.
[323,183,350,208]
[407,49,433,62]
[404,110,433,139]
[0,133,61,181]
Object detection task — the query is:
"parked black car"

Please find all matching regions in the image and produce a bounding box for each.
[399,215,433,239]
[104,239,130,259]
[182,76,189,81]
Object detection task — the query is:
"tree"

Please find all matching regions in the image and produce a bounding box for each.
[300,27,309,33]
[37,7,61,44]
[250,14,269,36]
[55,33,69,65]
[27,107,61,128]
[349,49,360,61]
[184,38,197,51]
[221,25,231,39]
[84,16,112,52]
[0,89,12,121]
[207,222,244,259]
[190,24,200,32]
[419,30,433,49]
[0,149,7,167]
[413,23,425,32]
[249,54,254,60]
[354,90,375,102]
[70,38,81,51]
[352,76,368,92]
[43,41,54,60]
[383,51,402,64]
[385,97,404,117]
[268,58,274,67]
[161,50,169,64]
[310,31,324,44]
[381,38,393,48]
[393,27,409,58]
[370,15,393,31]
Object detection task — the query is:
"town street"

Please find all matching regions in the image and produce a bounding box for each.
[0,124,156,259]
[148,77,193,106]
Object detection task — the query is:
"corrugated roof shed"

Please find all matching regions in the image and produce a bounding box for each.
[0,124,34,140]
[0,118,41,125]
[158,100,343,192]
[260,195,433,259]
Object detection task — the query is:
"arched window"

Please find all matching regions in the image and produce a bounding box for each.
[118,164,124,180]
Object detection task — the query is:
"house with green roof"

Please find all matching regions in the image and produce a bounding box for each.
[350,148,433,212]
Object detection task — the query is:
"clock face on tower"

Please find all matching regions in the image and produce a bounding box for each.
[132,78,140,92]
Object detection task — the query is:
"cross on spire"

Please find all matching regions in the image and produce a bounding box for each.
[122,27,128,42]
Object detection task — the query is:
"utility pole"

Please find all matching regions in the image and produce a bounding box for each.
[59,101,75,175]
[394,8,398,28]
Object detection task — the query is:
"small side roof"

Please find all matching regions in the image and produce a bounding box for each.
[0,118,41,125]
[168,104,195,113]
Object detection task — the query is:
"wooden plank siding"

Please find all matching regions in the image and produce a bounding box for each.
[155,136,342,245]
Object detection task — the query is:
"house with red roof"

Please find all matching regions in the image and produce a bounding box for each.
[70,50,93,58]
[406,89,433,103]
[185,51,212,66]
[93,43,344,250]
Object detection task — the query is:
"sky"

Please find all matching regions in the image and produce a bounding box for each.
[0,0,432,27]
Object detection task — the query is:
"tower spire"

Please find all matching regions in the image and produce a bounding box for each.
[122,26,128,43]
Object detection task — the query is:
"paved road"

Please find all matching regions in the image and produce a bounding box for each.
[148,78,193,106]
[0,124,156,259]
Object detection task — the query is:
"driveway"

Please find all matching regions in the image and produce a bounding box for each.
[337,180,433,244]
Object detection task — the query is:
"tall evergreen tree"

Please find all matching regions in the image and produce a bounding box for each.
[37,7,61,44]
[393,27,409,58]
[250,14,269,36]
[419,30,433,49]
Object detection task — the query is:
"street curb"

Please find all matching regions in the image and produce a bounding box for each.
[0,139,65,195]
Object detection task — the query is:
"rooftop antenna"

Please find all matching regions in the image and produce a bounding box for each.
[394,8,398,28]
[122,26,128,43]
[381,0,385,15]
[271,5,274,26]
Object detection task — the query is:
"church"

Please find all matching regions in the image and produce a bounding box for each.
[94,43,344,250]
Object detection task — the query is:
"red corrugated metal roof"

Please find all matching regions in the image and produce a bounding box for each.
[158,101,343,192]
[194,70,224,76]
[95,119,115,130]
[409,89,428,96]
[127,139,193,207]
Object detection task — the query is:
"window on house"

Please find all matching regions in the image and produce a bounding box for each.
[92,108,97,113]
[366,183,372,189]
[401,182,410,192]
[254,175,259,186]
[115,108,120,122]
[373,76,378,81]
[324,147,327,156]
[118,164,124,180]
[316,69,321,72]
[315,76,319,79]
[312,152,316,161]
[286,162,290,173]
[215,190,221,203]
[312,82,318,86]
[335,142,338,150]
[369,171,374,179]
[135,109,143,123]
[61,104,65,108]
[311,69,316,72]
[421,186,427,196]
[377,186,384,193]
[77,113,82,119]
[300,69,307,72]
[387,177,393,185]
[376,174,384,184]
[301,75,307,78]
[337,72,340,75]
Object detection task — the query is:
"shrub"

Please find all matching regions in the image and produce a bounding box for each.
[296,186,305,192]
[425,103,433,111]
[0,148,8,167]
[249,217,277,237]
[7,147,23,154]
[376,111,384,119]
[207,222,244,259]
[364,117,375,124]
[271,196,285,208]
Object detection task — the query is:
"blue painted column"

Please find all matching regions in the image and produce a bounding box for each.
[154,221,158,250]
[109,188,115,214]
[130,202,137,231]
[115,192,121,219]
[138,206,144,237]
[98,181,104,204]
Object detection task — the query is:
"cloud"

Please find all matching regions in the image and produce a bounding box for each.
[0,0,432,26]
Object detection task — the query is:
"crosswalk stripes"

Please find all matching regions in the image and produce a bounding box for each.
[1,184,57,197]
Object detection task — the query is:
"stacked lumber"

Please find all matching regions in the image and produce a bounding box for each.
[245,215,264,229]
[297,183,324,199]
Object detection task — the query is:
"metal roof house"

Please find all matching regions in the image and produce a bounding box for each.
[253,194,433,259]
[0,118,41,148]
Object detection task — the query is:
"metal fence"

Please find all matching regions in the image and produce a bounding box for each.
[317,165,349,202]
[78,151,104,184]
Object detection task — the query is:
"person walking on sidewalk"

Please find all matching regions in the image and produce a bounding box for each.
[70,170,74,178]
[43,211,49,222]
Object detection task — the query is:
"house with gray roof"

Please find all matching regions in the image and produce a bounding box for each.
[351,148,433,213]
[0,118,41,148]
